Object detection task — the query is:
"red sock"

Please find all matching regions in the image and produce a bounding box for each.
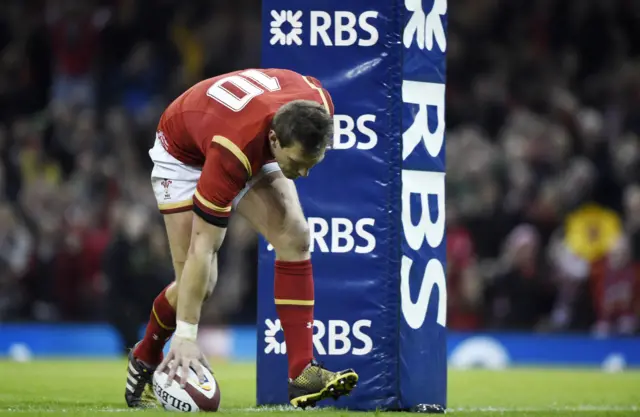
[275,259,315,379]
[133,285,176,366]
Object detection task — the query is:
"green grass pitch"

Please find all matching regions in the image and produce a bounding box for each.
[0,360,638,416]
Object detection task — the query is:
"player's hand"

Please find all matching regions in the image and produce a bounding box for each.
[159,336,211,388]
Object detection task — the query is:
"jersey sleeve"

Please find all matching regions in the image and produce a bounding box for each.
[193,136,251,227]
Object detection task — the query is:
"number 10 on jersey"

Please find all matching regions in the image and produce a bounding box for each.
[206,70,282,112]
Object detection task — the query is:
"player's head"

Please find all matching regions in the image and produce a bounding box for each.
[269,100,333,180]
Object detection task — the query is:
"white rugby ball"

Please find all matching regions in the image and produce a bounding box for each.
[152,363,221,412]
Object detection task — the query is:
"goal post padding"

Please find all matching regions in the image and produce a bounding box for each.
[258,0,447,410]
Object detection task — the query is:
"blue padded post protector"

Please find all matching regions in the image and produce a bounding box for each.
[259,0,447,410]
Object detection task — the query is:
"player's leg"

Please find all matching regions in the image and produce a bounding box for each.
[132,209,220,357]
[235,167,358,408]
[125,137,219,408]
[125,210,191,408]
[126,209,220,408]
[235,168,312,372]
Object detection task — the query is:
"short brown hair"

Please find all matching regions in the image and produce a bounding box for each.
[272,100,333,155]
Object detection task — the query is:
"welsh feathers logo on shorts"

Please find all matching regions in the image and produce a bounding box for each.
[161,179,172,200]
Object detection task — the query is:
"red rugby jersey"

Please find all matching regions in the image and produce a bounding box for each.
[156,68,334,225]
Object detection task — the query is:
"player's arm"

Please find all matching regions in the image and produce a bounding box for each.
[162,137,250,386]
[175,214,225,328]
[175,137,250,329]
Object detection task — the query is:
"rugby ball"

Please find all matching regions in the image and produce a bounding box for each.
[152,364,220,412]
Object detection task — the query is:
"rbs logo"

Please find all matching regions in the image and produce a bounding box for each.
[400,79,447,330]
[400,0,448,331]
[333,114,377,150]
[267,217,376,254]
[264,318,373,356]
[309,217,376,254]
[270,10,379,47]
[310,11,378,46]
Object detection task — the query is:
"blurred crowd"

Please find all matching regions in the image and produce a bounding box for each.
[446,0,640,336]
[0,0,639,337]
[0,0,260,330]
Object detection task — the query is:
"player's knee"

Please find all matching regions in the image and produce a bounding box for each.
[273,220,310,261]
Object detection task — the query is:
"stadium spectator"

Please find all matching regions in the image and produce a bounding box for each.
[0,203,32,319]
[484,224,555,330]
[48,1,101,108]
[446,207,482,331]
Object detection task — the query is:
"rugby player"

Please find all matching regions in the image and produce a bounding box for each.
[124,68,358,409]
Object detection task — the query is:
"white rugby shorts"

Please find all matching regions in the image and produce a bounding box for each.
[149,134,280,214]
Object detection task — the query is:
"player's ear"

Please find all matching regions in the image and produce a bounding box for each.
[268,130,278,144]
[268,130,281,151]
